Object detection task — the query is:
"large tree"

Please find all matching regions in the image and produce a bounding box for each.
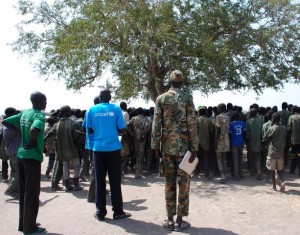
[13,0,300,102]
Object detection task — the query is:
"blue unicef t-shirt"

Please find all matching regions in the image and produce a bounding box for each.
[86,103,125,152]
[229,121,246,147]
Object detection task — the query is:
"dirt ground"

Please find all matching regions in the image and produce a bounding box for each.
[0,158,300,235]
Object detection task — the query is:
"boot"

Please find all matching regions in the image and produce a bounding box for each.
[73,177,83,191]
[65,179,74,192]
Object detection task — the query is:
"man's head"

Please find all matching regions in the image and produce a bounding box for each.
[120,101,127,111]
[231,111,240,121]
[198,106,207,116]
[282,102,288,110]
[137,107,144,115]
[60,105,72,118]
[266,109,275,122]
[271,112,281,124]
[74,108,81,118]
[4,107,17,117]
[99,90,111,103]
[47,116,56,126]
[217,103,226,114]
[227,103,233,111]
[169,70,184,87]
[291,105,299,114]
[94,95,100,105]
[30,91,47,111]
[250,108,258,118]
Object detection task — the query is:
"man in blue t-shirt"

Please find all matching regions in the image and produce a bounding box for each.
[86,90,131,221]
[229,111,246,180]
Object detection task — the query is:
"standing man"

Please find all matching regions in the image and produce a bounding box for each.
[151,70,198,232]
[215,103,230,183]
[126,107,151,179]
[287,105,300,175]
[2,107,21,198]
[246,108,264,180]
[2,91,47,234]
[86,90,131,221]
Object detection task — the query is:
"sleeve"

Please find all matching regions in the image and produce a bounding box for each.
[31,113,46,131]
[3,112,22,127]
[126,118,134,137]
[123,112,129,124]
[151,96,162,150]
[86,108,93,129]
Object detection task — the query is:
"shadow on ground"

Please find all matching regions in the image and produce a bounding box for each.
[103,217,238,235]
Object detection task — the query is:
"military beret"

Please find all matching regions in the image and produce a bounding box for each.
[198,106,206,111]
[169,70,184,82]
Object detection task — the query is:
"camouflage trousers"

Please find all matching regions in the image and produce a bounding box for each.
[163,153,191,217]
[134,139,147,177]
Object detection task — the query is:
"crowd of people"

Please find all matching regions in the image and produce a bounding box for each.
[0,70,300,233]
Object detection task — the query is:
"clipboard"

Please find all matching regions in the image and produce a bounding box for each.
[179,150,199,175]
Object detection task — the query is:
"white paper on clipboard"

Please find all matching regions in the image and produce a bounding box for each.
[179,150,199,176]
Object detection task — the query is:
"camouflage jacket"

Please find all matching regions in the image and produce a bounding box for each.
[151,87,198,156]
[44,125,56,155]
[127,114,151,140]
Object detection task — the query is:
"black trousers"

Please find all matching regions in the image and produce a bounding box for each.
[17,158,41,234]
[1,160,9,179]
[94,150,123,217]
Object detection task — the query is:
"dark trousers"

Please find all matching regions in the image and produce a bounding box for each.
[290,144,300,175]
[94,150,123,217]
[46,153,55,175]
[1,160,8,179]
[197,148,210,177]
[17,158,41,234]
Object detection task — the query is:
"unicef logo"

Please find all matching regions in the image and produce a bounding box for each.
[109,112,114,117]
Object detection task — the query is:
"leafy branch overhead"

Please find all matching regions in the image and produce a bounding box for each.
[13,0,300,102]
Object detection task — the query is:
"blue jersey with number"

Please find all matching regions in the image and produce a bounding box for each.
[229,121,246,147]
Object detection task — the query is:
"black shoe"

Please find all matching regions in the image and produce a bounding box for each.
[18,223,41,232]
[23,227,47,235]
[51,184,63,191]
[113,212,132,220]
[4,191,19,199]
[94,213,105,221]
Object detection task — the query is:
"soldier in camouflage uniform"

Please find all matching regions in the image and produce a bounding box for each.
[151,70,198,232]
[44,117,56,180]
[127,107,151,179]
[215,103,230,183]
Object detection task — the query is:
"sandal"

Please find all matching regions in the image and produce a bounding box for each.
[113,212,132,220]
[162,220,175,231]
[174,220,191,231]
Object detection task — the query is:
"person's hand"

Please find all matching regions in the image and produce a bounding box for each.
[24,140,37,150]
[189,151,198,163]
[155,149,161,159]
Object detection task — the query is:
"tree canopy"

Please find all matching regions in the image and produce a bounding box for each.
[13,0,300,102]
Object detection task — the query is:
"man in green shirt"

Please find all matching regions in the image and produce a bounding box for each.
[2,91,47,235]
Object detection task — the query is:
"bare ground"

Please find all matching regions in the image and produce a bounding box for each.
[1,159,300,235]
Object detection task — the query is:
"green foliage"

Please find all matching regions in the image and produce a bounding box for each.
[13,0,300,101]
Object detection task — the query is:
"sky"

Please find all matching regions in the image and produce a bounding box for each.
[1,0,300,114]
